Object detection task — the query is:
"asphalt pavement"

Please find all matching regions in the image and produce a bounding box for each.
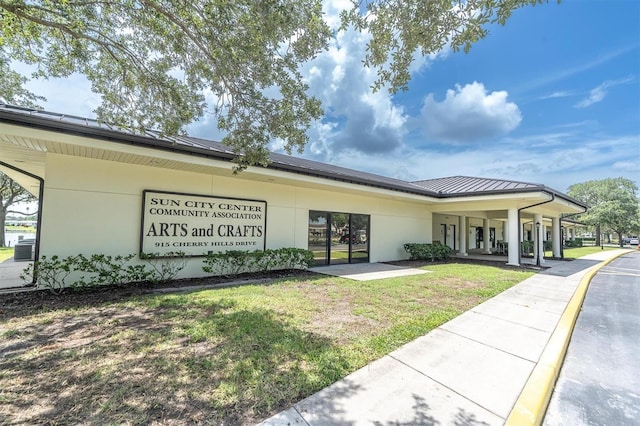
[543,250,640,425]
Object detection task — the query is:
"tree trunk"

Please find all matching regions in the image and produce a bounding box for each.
[595,224,601,247]
[618,231,624,247]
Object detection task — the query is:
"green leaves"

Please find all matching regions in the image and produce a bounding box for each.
[202,248,314,275]
[567,177,640,240]
[403,242,452,261]
[1,0,547,167]
[1,0,330,168]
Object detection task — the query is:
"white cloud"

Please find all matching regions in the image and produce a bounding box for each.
[13,61,100,117]
[299,4,410,159]
[612,161,637,173]
[420,82,522,143]
[516,43,638,94]
[574,76,635,108]
[538,91,574,100]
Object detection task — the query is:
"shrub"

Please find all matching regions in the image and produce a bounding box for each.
[565,238,584,248]
[74,254,152,288]
[203,248,314,276]
[22,253,187,293]
[202,250,254,276]
[140,252,188,283]
[403,242,452,261]
[21,255,76,294]
[581,237,595,246]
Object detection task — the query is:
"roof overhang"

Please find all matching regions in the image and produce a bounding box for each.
[0,122,437,204]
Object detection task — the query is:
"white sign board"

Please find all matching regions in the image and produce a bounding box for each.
[140,190,267,256]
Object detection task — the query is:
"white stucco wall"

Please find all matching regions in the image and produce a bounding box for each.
[39,153,432,279]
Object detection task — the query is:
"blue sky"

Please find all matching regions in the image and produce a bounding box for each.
[16,0,640,193]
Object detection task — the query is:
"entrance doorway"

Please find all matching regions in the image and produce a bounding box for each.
[440,224,456,250]
[308,211,370,265]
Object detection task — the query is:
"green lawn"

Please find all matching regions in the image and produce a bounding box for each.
[4,225,37,233]
[545,245,620,259]
[0,262,533,424]
[0,247,14,262]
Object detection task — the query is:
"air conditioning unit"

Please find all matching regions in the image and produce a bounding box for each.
[14,240,35,261]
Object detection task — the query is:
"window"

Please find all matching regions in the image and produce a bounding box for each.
[308,211,370,265]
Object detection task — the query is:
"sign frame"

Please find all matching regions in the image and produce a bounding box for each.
[139,189,268,257]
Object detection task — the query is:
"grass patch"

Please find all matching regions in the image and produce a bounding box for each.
[4,226,37,233]
[545,245,620,259]
[0,263,533,424]
[0,247,14,262]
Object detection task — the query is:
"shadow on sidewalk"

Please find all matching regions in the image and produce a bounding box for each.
[540,259,601,277]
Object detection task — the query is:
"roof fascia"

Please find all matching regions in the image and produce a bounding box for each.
[0,108,440,199]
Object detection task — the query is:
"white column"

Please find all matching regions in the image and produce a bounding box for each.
[459,215,467,256]
[534,213,544,265]
[507,208,519,266]
[483,218,491,254]
[552,217,561,258]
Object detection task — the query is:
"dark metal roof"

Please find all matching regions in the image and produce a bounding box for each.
[0,103,587,208]
[412,175,587,208]
[412,175,543,195]
[0,104,433,196]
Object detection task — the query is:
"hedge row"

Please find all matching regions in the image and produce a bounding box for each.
[403,242,452,261]
[23,248,314,293]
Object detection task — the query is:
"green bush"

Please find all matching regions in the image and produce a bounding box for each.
[403,242,452,261]
[139,252,188,283]
[22,252,187,293]
[581,237,595,246]
[21,255,76,294]
[565,238,584,248]
[202,248,314,276]
[74,254,152,288]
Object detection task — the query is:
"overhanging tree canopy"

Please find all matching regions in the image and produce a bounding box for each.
[1,0,548,170]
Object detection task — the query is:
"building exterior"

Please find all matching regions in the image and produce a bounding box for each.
[0,104,587,281]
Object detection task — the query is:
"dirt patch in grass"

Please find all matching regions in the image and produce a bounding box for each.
[0,262,534,424]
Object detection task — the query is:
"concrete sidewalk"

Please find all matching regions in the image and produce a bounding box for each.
[259,249,630,426]
[0,257,32,290]
[309,262,429,281]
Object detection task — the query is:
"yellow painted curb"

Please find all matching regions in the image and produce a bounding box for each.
[504,251,631,426]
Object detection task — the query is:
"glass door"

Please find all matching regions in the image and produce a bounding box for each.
[350,214,369,263]
[308,211,329,265]
[309,211,370,265]
[330,212,350,264]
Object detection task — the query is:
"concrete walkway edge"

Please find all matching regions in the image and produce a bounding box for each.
[504,250,631,425]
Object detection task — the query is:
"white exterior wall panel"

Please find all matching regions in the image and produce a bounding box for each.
[38,153,432,278]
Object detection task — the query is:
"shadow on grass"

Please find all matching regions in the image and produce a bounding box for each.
[0,270,326,322]
[0,293,360,424]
